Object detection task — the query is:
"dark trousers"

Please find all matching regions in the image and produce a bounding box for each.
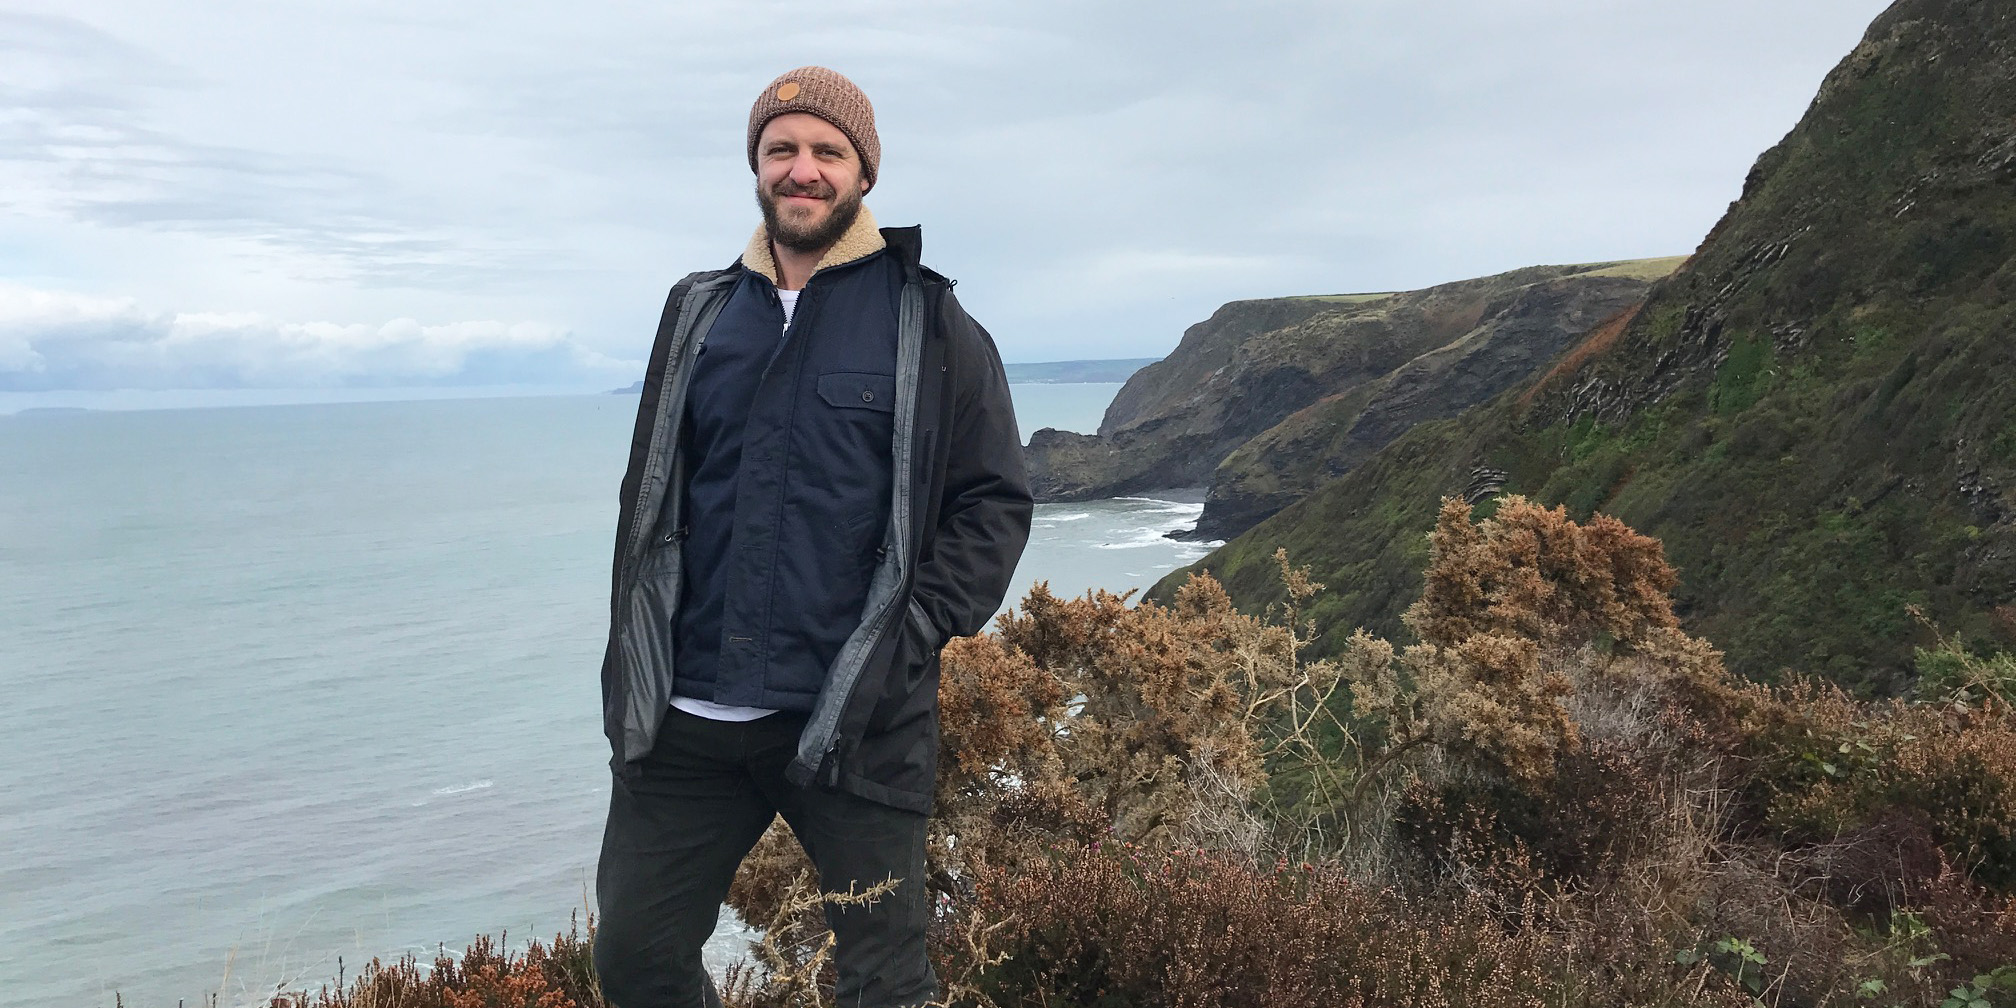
[594,706,937,1008]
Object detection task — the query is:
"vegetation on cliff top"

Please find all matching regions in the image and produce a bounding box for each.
[264,498,2014,1008]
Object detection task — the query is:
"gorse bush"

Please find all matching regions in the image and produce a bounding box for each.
[721,559,1358,1004]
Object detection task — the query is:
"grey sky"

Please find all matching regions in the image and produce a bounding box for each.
[0,0,1894,390]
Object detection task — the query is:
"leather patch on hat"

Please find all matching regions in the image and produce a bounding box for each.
[776,81,800,101]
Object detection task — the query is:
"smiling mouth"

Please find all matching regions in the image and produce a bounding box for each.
[775,183,833,203]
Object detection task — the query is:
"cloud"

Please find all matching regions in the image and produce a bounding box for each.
[0,283,638,391]
[2,0,1899,370]
[0,12,558,291]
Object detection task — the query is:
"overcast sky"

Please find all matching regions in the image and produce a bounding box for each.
[0,0,1894,392]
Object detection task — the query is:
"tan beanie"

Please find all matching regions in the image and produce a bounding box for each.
[746,66,880,190]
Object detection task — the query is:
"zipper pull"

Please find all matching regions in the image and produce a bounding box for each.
[818,744,842,788]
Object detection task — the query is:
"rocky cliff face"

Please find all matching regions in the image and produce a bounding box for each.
[1026,294,1437,501]
[1197,267,1667,539]
[1025,261,1678,517]
[1163,0,2016,693]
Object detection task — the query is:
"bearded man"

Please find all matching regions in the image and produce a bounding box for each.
[591,66,1033,1008]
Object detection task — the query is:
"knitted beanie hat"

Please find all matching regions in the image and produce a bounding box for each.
[746,66,880,190]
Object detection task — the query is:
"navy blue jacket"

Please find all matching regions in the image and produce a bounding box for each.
[672,252,903,710]
[600,214,1033,813]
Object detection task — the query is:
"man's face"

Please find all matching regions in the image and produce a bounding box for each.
[755,112,869,255]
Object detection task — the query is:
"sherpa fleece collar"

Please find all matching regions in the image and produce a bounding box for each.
[740,205,885,288]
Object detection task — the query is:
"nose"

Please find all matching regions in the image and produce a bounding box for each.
[788,151,822,186]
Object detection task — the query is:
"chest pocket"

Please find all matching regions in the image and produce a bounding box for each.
[817,372,897,414]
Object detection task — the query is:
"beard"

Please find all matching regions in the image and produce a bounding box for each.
[758,178,864,255]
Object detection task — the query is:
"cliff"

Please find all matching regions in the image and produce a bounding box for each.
[1025,259,1678,523]
[1158,0,2016,692]
[1198,259,1679,538]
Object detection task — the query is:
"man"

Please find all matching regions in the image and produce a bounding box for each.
[592,66,1033,1008]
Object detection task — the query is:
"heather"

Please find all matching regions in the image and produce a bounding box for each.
[268,497,2016,1007]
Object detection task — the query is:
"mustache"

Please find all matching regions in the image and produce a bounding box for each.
[770,179,836,200]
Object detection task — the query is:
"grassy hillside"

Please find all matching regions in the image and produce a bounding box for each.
[1158,0,2016,693]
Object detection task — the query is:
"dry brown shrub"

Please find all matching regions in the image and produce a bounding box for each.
[722,822,827,980]
[715,865,901,1008]
[1737,677,2016,893]
[927,561,1350,879]
[1407,495,1679,653]
[949,842,1749,1008]
[272,916,603,1008]
[1340,495,1738,793]
[1888,709,2016,885]
[989,575,1290,846]
[1342,496,1737,834]
[719,552,1356,1002]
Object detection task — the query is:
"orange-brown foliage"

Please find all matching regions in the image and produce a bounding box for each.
[274,918,602,1008]
[949,844,1752,1008]
[1354,496,1725,786]
[1406,495,1679,651]
[722,559,1352,1002]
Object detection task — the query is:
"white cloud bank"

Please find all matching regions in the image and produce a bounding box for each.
[0,283,639,391]
[2,1,1898,367]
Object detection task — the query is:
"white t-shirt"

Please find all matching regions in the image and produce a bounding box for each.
[778,287,800,333]
[671,283,802,723]
[671,696,778,721]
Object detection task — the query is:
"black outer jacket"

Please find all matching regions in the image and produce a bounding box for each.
[599,226,1033,814]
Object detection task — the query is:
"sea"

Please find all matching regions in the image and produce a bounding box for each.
[0,383,1219,1008]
